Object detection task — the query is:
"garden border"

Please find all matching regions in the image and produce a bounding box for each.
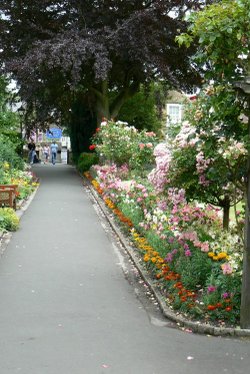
[0,184,40,258]
[83,175,250,338]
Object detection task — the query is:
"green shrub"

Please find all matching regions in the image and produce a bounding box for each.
[174,250,213,290]
[117,200,144,230]
[0,207,19,231]
[91,120,157,171]
[77,152,98,173]
[0,135,24,170]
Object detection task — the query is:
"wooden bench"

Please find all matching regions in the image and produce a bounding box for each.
[0,185,18,210]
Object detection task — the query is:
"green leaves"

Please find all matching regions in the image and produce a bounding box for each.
[177,0,250,80]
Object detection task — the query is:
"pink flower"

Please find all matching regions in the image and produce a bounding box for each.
[171,216,180,224]
[200,241,209,252]
[145,131,156,137]
[221,263,233,275]
[207,285,216,293]
[139,143,145,150]
[199,174,210,186]
[185,249,192,257]
[164,253,173,263]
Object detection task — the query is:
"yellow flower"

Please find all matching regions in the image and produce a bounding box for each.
[157,258,164,264]
[217,252,228,260]
[3,161,10,170]
[208,252,215,258]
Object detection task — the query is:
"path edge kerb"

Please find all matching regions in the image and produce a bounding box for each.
[0,184,40,257]
[83,176,250,338]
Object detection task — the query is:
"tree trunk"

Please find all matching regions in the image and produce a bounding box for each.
[93,79,140,124]
[92,80,111,125]
[70,98,97,159]
[96,95,110,124]
[222,197,230,230]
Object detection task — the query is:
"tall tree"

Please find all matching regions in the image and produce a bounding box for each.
[0,0,208,131]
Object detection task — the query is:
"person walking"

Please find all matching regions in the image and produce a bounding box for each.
[43,144,50,164]
[50,141,58,165]
[27,140,36,164]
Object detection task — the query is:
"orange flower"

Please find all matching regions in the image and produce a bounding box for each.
[187,292,195,298]
[207,304,217,311]
[225,306,232,312]
[174,282,183,289]
[165,275,171,281]
[162,265,170,273]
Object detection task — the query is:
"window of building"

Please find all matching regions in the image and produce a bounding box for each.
[166,103,182,125]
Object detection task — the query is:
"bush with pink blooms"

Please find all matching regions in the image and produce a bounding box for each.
[87,157,242,325]
[90,120,157,174]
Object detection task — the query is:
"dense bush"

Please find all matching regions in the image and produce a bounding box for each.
[0,135,24,172]
[0,208,19,231]
[117,84,164,136]
[77,152,99,173]
[90,120,157,173]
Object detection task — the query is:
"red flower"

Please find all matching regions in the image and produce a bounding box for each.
[95,128,100,132]
[89,144,96,150]
[207,304,217,311]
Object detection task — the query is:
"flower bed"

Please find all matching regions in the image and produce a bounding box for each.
[0,162,39,232]
[1,162,39,204]
[84,168,242,327]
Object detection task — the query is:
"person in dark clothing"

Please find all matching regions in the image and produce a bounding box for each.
[27,140,36,164]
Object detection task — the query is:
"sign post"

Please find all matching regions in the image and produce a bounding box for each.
[46,128,62,139]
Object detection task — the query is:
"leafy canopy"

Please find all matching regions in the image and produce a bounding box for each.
[0,1,208,126]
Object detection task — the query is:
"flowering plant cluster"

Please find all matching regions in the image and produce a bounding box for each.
[1,165,39,201]
[151,106,246,231]
[0,162,38,233]
[0,207,19,232]
[85,157,243,324]
[84,60,247,326]
[90,120,157,173]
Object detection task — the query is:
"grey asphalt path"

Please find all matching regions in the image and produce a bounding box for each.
[0,164,249,374]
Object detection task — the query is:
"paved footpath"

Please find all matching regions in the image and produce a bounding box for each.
[0,164,249,374]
